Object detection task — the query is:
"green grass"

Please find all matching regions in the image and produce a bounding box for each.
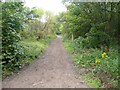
[64,40,119,88]
[82,73,101,88]
[19,38,50,65]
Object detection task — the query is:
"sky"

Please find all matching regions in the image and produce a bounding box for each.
[24,0,67,15]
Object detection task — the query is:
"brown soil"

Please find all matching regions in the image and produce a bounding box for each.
[2,38,89,88]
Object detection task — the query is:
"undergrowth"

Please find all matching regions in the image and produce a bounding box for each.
[2,38,51,79]
[64,39,119,88]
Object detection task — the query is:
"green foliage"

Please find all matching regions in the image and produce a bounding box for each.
[21,8,58,40]
[83,28,110,48]
[64,40,119,88]
[62,2,119,86]
[82,73,101,88]
[20,30,31,39]
[20,39,49,60]
[73,36,84,49]
[31,7,44,18]
[2,2,25,67]
[2,39,50,78]
[61,1,119,88]
[1,2,27,78]
[2,2,55,79]
[61,2,119,48]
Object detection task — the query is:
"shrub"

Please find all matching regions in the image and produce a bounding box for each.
[74,36,84,49]
[2,2,27,78]
[82,27,110,49]
[2,2,25,68]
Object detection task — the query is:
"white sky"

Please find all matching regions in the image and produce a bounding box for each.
[24,0,67,15]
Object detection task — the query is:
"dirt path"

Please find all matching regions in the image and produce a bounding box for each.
[2,38,89,88]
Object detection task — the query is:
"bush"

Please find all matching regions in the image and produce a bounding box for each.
[73,37,84,49]
[2,2,25,71]
[20,30,31,39]
[82,27,110,49]
[2,39,49,78]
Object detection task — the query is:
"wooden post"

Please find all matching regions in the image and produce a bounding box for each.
[72,33,74,42]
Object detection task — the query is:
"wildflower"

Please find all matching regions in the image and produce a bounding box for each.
[102,52,108,58]
[95,59,100,64]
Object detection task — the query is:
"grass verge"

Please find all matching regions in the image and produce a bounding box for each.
[2,38,51,79]
[64,40,119,88]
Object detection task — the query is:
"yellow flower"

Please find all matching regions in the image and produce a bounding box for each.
[95,59,100,64]
[102,52,108,58]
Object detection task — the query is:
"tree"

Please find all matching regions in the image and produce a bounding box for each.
[61,2,119,49]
